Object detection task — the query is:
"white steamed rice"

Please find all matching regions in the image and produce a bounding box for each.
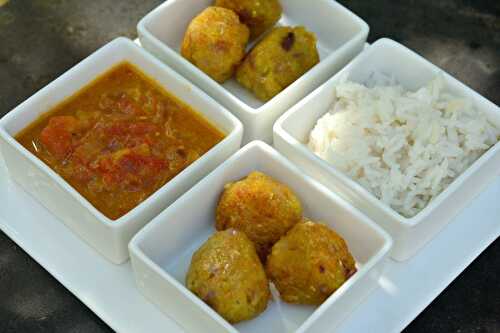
[308,76,499,218]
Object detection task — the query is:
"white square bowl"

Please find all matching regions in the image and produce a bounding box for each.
[273,38,500,261]
[0,37,243,264]
[137,0,369,144]
[129,141,392,333]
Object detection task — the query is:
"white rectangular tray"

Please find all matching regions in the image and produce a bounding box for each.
[1,149,499,333]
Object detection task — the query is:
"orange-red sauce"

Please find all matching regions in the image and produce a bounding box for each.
[16,62,225,220]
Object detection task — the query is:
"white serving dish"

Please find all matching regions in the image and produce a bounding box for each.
[0,37,243,264]
[1,151,499,332]
[274,38,500,261]
[137,0,369,144]
[129,141,392,333]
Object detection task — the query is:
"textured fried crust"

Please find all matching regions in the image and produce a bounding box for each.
[181,6,250,83]
[214,0,282,39]
[266,221,357,305]
[215,171,303,261]
[186,229,270,323]
[236,26,319,101]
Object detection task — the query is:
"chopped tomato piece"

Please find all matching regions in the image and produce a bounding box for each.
[98,147,165,191]
[39,116,79,159]
[104,122,129,136]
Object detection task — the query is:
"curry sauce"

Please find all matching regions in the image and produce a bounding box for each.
[16,62,225,220]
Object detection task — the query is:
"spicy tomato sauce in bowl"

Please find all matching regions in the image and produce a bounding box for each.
[0,37,243,264]
[16,62,224,220]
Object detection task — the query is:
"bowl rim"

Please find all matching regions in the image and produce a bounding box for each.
[274,37,500,227]
[0,36,243,229]
[136,0,370,116]
[129,140,393,332]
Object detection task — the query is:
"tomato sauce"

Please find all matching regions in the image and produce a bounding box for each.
[16,62,225,220]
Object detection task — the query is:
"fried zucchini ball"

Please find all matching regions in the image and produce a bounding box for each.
[216,171,302,261]
[266,221,357,305]
[236,26,320,101]
[181,6,250,83]
[186,229,270,323]
[214,0,282,39]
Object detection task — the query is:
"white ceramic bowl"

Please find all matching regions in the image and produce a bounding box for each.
[274,38,500,261]
[137,0,369,144]
[129,141,392,333]
[0,37,243,264]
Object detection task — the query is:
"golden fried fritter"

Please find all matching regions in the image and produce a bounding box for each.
[266,221,357,305]
[181,6,250,83]
[216,171,302,261]
[186,229,270,323]
[214,0,282,39]
[236,26,320,101]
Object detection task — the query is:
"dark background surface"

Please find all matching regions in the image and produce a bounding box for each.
[0,0,499,332]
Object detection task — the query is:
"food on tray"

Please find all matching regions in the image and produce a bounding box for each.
[308,76,500,217]
[236,26,320,101]
[186,173,357,321]
[266,220,357,305]
[16,62,224,220]
[215,171,302,260]
[179,3,320,101]
[181,6,250,83]
[214,0,282,39]
[186,229,270,323]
